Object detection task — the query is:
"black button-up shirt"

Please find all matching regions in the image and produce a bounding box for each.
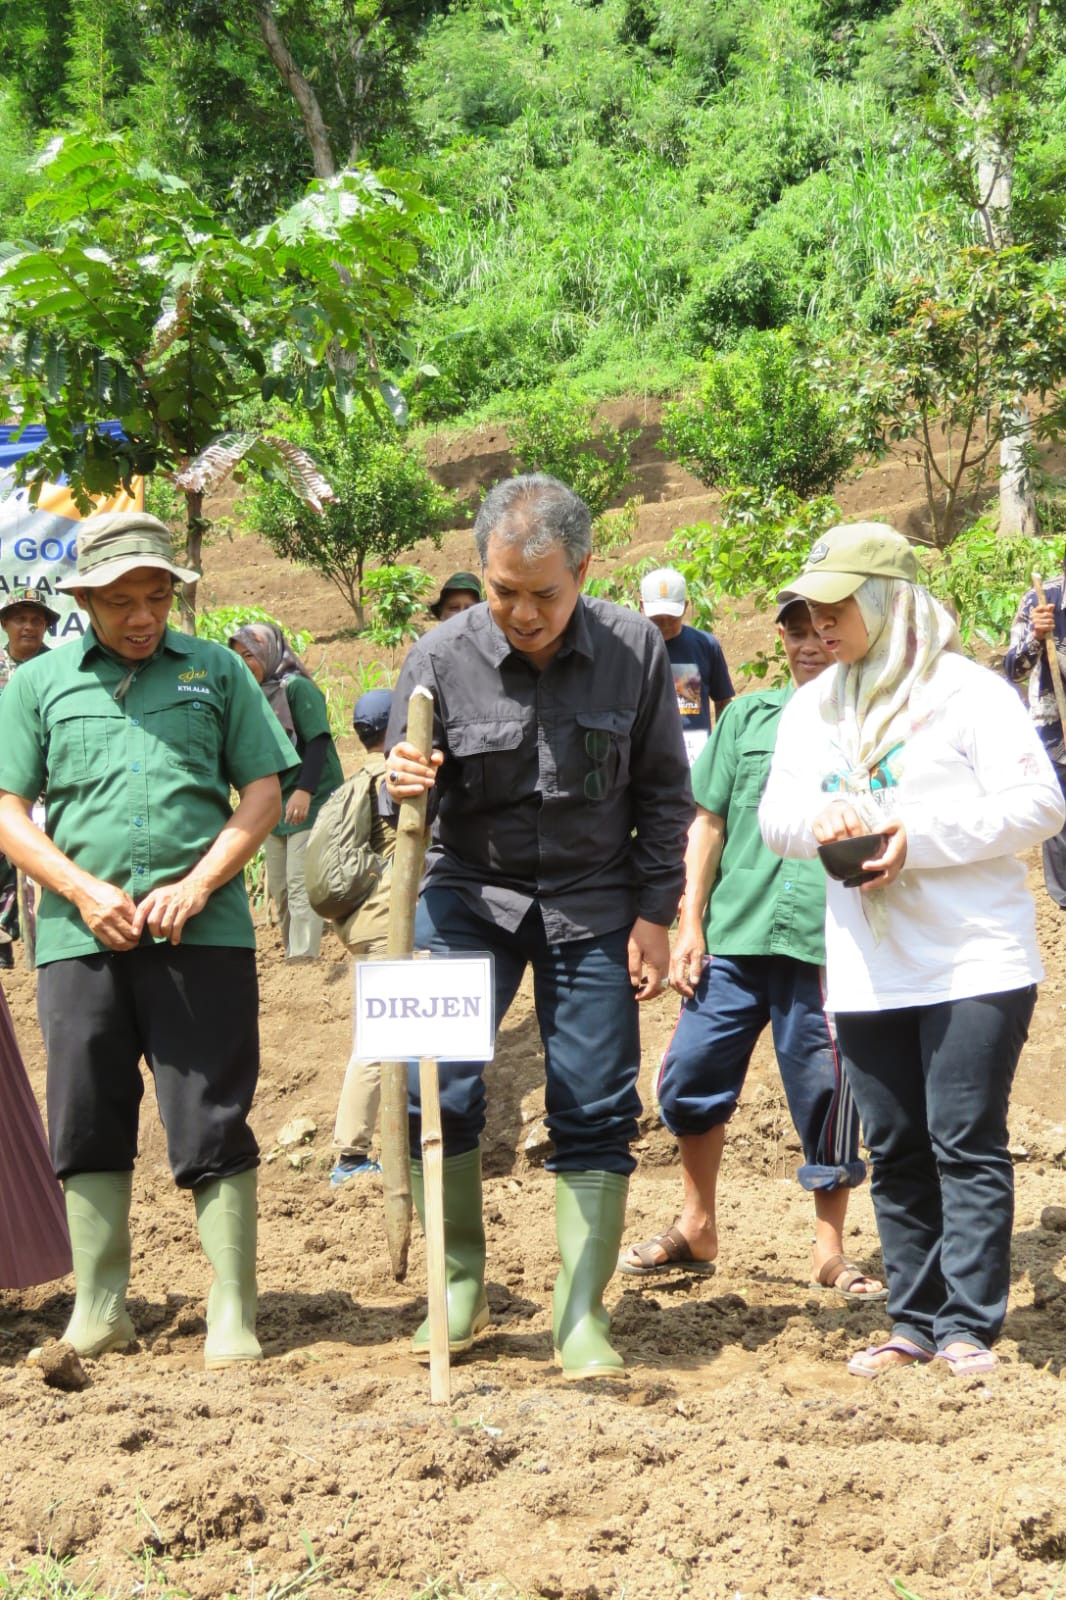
[386,595,694,942]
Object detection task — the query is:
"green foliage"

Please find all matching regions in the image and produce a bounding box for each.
[918,520,1063,649]
[361,564,433,649]
[847,245,1066,546]
[661,329,860,496]
[0,130,431,609]
[666,488,841,616]
[508,388,637,518]
[195,605,312,658]
[247,412,455,626]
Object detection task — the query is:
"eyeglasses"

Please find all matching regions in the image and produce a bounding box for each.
[584,728,611,801]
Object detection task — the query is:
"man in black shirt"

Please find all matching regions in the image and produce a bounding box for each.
[386,473,693,1378]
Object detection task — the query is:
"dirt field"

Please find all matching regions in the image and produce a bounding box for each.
[4,421,1066,1600]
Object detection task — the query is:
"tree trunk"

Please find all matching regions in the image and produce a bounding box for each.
[180,486,205,633]
[253,1,337,179]
[974,77,1039,538]
[1000,403,1038,536]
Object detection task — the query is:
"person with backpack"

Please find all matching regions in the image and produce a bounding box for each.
[304,689,397,1183]
[229,624,343,962]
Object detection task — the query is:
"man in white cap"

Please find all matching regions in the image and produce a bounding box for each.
[639,567,734,764]
[0,512,298,1367]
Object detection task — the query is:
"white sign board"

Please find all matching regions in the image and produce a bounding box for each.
[352,955,495,1063]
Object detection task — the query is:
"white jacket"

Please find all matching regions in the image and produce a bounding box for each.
[759,652,1066,1011]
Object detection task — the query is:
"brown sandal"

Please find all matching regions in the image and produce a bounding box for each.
[812,1252,888,1301]
[617,1224,716,1278]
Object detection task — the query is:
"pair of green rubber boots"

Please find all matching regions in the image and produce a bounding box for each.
[59,1168,262,1369]
[412,1151,628,1379]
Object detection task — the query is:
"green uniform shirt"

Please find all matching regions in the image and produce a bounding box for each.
[694,687,826,965]
[274,674,344,838]
[0,628,299,964]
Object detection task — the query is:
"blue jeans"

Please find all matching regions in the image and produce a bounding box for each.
[411,888,642,1174]
[656,954,865,1191]
[836,986,1035,1352]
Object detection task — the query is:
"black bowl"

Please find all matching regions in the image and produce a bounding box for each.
[817,832,887,888]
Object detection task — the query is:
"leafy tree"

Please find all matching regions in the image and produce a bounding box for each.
[897,0,1066,532]
[0,131,430,619]
[508,388,638,519]
[247,413,456,627]
[846,245,1066,547]
[661,329,860,497]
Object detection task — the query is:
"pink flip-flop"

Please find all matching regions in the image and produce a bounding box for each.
[932,1346,998,1376]
[846,1337,935,1379]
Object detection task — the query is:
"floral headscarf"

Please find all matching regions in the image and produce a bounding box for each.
[230,623,312,739]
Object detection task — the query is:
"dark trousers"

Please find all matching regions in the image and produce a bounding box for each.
[39,945,260,1188]
[412,888,642,1174]
[836,986,1035,1352]
[656,954,865,1190]
[1042,758,1066,907]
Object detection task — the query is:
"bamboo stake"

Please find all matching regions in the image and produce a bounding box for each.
[379,685,435,1282]
[419,1055,450,1404]
[1031,573,1066,736]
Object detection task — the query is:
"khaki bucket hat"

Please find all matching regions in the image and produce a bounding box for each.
[776,523,919,607]
[54,512,200,591]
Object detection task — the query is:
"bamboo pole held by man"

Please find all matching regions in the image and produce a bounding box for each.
[379,685,434,1281]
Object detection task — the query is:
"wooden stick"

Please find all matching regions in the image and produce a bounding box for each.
[378,686,435,1282]
[419,1055,450,1405]
[16,872,34,970]
[1031,572,1066,735]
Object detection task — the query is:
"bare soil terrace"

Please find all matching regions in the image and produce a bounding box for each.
[3,415,1066,1600]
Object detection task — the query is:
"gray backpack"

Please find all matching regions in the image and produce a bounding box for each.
[305,769,386,921]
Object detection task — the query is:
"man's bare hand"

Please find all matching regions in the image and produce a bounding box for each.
[1033,601,1057,641]
[628,917,670,1002]
[669,918,707,998]
[383,740,444,801]
[132,877,211,945]
[72,878,140,951]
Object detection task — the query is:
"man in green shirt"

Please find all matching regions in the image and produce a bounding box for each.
[0,513,298,1367]
[619,600,884,1299]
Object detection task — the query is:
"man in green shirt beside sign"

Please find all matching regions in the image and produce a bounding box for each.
[619,599,885,1299]
[0,513,299,1367]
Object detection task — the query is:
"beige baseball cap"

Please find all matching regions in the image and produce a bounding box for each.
[776,523,918,607]
[55,512,200,591]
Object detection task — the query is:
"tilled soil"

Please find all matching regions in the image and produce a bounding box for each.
[4,426,1066,1600]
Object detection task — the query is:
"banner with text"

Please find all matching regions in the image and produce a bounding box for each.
[0,425,145,643]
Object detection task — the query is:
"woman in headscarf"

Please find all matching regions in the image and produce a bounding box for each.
[230,624,343,962]
[759,523,1065,1379]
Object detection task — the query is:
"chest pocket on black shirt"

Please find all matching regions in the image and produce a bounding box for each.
[448,716,533,809]
[573,708,635,802]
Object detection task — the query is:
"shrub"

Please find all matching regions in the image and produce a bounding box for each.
[661,328,859,496]
[918,520,1063,650]
[247,414,456,627]
[361,565,434,651]
[196,604,312,656]
[508,387,638,517]
[667,488,841,615]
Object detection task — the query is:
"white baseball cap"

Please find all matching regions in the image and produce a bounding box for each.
[640,568,686,618]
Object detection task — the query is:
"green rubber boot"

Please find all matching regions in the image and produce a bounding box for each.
[411,1148,489,1356]
[60,1171,136,1356]
[194,1169,263,1369]
[553,1170,629,1380]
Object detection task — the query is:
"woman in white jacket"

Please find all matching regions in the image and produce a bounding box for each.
[759,523,1065,1379]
